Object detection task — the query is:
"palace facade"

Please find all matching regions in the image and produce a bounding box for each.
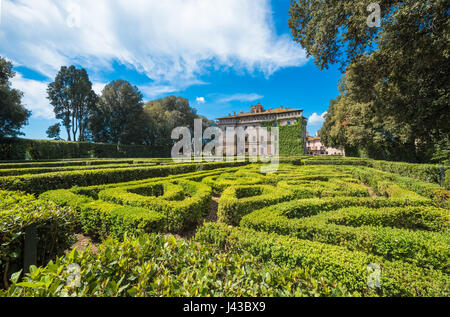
[216,103,307,156]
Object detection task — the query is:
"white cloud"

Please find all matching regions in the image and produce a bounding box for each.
[196,97,206,104]
[92,82,107,95]
[0,0,308,90]
[217,93,263,104]
[10,73,54,119]
[139,85,178,99]
[308,112,327,126]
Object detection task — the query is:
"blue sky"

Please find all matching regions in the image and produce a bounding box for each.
[1,0,342,140]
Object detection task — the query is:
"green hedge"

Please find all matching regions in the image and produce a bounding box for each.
[195,223,450,297]
[239,195,432,220]
[350,167,449,208]
[202,170,267,195]
[0,138,170,160]
[98,180,212,231]
[0,162,158,177]
[40,179,212,236]
[40,189,166,239]
[241,205,450,272]
[0,161,248,194]
[1,234,350,297]
[0,190,76,289]
[277,178,369,198]
[369,160,448,186]
[217,185,297,225]
[303,156,449,188]
[0,159,137,169]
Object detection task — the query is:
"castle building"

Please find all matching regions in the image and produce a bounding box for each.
[216,103,307,156]
[306,135,345,156]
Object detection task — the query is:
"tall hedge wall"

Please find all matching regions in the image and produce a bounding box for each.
[262,119,305,156]
[0,138,170,160]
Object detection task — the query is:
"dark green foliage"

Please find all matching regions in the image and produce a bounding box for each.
[195,223,449,297]
[263,119,305,156]
[142,96,212,148]
[47,66,97,142]
[289,1,449,162]
[0,57,30,139]
[90,80,146,145]
[0,138,169,161]
[241,205,450,272]
[46,124,61,140]
[0,190,76,289]
[218,185,297,225]
[1,234,350,297]
[0,161,247,194]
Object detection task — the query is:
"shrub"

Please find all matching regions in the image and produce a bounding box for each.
[277,178,369,198]
[0,138,170,160]
[241,205,450,271]
[1,234,351,297]
[217,185,296,225]
[0,162,157,177]
[98,180,212,231]
[40,179,212,237]
[350,167,449,207]
[202,170,266,195]
[0,190,76,289]
[0,161,248,194]
[195,223,449,297]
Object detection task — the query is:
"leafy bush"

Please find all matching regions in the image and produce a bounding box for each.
[303,156,449,188]
[0,162,157,177]
[0,190,76,289]
[241,205,450,271]
[218,185,296,225]
[1,234,350,297]
[277,178,369,198]
[0,159,136,169]
[195,223,449,297]
[40,179,212,237]
[350,166,449,207]
[0,161,248,194]
[0,138,170,160]
[202,170,266,195]
[98,180,212,231]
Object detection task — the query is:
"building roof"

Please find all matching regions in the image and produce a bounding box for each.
[217,106,303,120]
[307,136,321,141]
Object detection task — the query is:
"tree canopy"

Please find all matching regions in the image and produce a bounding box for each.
[46,123,61,140]
[47,66,97,142]
[0,56,30,139]
[289,0,449,162]
[143,96,212,148]
[90,80,146,145]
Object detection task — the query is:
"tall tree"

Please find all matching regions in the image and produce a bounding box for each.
[47,66,97,141]
[90,80,146,145]
[46,123,61,140]
[289,0,449,162]
[143,96,212,148]
[0,57,31,139]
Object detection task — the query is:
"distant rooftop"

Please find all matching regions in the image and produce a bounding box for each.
[217,103,303,120]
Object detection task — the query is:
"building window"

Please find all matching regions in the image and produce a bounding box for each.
[287,122,291,125]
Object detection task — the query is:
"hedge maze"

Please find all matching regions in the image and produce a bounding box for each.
[0,157,449,296]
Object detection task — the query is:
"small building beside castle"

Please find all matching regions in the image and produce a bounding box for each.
[306,135,345,156]
[216,103,307,156]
